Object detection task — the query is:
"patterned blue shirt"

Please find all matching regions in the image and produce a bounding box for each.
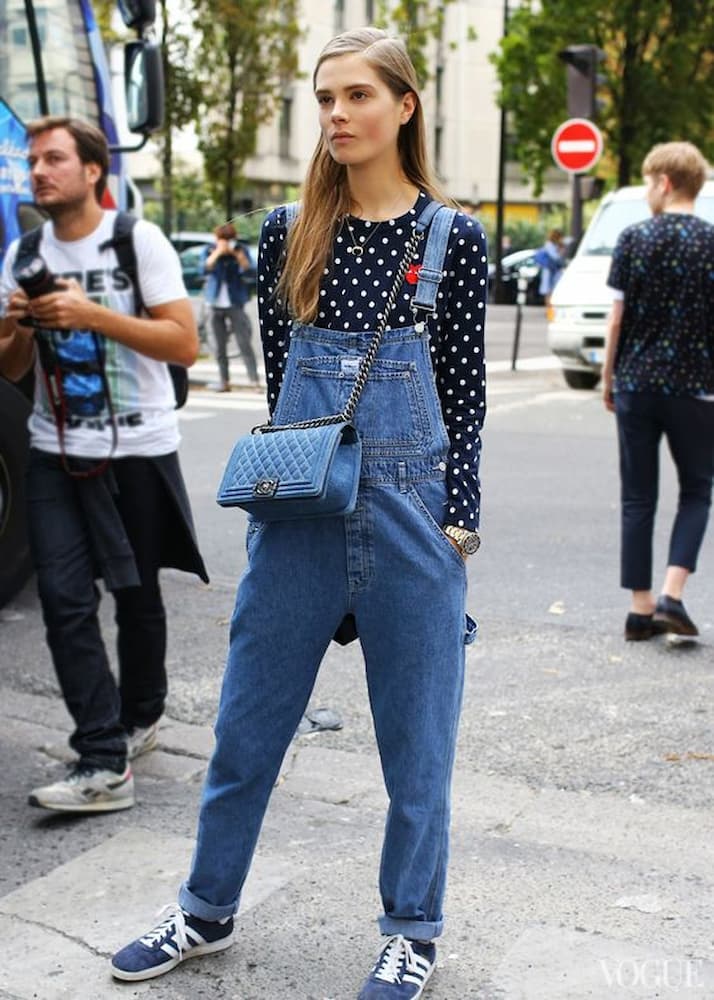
[608,213,714,396]
[257,193,488,528]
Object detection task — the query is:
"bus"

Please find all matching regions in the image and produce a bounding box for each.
[0,0,164,606]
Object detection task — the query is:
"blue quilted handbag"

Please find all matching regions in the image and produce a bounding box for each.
[216,225,422,521]
[216,421,361,519]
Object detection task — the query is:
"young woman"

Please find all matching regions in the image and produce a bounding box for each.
[112,27,487,999]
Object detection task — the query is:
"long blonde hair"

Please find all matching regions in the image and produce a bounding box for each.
[278,27,451,323]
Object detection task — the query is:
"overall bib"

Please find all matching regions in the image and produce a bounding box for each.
[180,204,475,941]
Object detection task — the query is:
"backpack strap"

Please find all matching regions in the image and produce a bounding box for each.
[99,211,144,315]
[411,204,457,314]
[99,212,188,408]
[283,201,300,229]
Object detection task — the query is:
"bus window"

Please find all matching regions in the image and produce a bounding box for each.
[2,0,98,124]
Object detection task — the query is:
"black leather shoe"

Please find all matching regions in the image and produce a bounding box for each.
[625,612,655,641]
[652,595,698,637]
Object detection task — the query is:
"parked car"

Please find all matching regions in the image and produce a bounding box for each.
[488,248,543,305]
[174,237,258,296]
[170,231,214,254]
[178,243,209,292]
[547,180,714,389]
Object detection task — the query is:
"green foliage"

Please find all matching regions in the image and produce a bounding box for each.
[504,220,547,253]
[92,0,125,43]
[375,0,457,87]
[480,218,548,257]
[159,0,202,129]
[150,163,221,232]
[491,0,714,194]
[191,0,302,219]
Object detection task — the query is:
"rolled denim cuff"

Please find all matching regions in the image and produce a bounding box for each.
[378,915,443,941]
[178,881,238,922]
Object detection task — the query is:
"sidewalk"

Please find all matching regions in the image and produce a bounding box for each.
[188,354,266,391]
[187,353,562,390]
[1,674,713,999]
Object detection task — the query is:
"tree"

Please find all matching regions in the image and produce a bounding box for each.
[375,0,459,87]
[156,0,203,234]
[143,161,221,232]
[93,0,202,234]
[191,0,301,221]
[491,0,714,193]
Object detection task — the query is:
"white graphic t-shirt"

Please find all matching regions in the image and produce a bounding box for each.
[0,211,187,458]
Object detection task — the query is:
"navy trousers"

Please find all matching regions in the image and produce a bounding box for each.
[615,391,714,591]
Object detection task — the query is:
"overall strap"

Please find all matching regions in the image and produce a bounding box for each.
[412,205,457,313]
[283,201,300,229]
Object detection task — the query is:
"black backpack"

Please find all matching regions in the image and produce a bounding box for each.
[16,212,188,409]
[100,212,189,408]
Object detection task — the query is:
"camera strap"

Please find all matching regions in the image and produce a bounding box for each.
[36,331,118,479]
[16,225,118,479]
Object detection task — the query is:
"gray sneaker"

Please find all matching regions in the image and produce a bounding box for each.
[127,720,160,760]
[29,763,135,813]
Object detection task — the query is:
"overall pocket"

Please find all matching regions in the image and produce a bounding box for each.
[408,479,466,571]
[278,354,431,455]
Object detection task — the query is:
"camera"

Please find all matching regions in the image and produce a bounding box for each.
[15,255,59,326]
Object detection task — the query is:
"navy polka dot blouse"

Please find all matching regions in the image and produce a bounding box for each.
[257,192,488,528]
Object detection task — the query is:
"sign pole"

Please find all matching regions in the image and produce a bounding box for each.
[551,118,603,246]
[572,172,583,245]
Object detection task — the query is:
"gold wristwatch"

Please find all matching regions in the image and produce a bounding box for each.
[444,525,481,557]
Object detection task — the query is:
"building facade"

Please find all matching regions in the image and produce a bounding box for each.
[131,0,570,235]
[237,0,569,228]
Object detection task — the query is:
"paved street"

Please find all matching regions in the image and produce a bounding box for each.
[1,306,713,999]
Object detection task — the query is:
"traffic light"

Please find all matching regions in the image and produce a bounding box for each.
[558,45,606,120]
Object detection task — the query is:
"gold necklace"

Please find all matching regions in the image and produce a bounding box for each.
[343,217,383,260]
[343,189,415,261]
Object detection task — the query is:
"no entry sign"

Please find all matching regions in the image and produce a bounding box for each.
[551,118,603,173]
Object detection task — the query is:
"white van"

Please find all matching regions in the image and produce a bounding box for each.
[547,180,714,389]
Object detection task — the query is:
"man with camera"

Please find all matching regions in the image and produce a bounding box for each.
[203,222,260,391]
[0,116,207,813]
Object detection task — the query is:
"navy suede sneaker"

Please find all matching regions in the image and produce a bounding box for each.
[357,934,436,999]
[111,906,234,981]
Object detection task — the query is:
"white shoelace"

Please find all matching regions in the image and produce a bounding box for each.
[373,934,422,984]
[140,905,190,958]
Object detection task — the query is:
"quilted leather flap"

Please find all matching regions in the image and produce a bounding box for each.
[218,422,357,502]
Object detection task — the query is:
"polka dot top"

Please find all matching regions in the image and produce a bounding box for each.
[608,213,714,396]
[257,191,488,528]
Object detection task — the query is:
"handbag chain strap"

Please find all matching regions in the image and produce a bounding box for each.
[257,226,424,434]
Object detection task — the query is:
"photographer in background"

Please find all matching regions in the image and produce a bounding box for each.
[203,222,260,391]
[0,116,208,813]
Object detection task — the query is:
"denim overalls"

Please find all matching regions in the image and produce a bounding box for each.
[180,202,476,942]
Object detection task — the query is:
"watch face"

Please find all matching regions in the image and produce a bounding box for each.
[462,533,480,555]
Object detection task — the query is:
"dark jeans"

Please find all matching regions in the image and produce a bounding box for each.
[26,452,170,771]
[211,305,258,383]
[615,391,714,591]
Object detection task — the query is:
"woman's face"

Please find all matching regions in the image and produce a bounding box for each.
[314,52,415,169]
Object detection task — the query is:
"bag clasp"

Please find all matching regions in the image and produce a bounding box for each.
[254,478,279,497]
